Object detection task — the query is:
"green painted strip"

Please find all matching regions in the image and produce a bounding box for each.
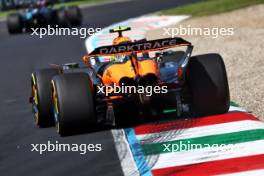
[163,109,177,114]
[230,101,240,107]
[142,129,264,155]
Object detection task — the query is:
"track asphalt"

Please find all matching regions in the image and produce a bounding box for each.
[0,0,199,175]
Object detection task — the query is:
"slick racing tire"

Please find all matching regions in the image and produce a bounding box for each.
[31,68,59,127]
[37,9,54,27]
[51,73,96,136]
[7,13,23,34]
[56,8,69,27]
[188,53,230,117]
[67,6,82,26]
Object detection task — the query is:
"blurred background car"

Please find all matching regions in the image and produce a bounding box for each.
[6,0,82,34]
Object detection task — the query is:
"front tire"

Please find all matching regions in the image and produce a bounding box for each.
[188,53,230,117]
[51,73,96,136]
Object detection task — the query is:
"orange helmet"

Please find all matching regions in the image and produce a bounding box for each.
[110,27,132,45]
[113,36,131,45]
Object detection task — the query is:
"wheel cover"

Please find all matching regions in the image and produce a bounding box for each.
[51,80,60,133]
[31,74,40,125]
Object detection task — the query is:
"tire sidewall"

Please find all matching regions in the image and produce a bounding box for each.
[187,53,230,117]
[32,68,59,127]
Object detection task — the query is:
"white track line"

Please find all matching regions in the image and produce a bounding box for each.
[112,129,140,176]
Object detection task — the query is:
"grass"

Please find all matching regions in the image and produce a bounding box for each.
[0,10,14,17]
[0,0,108,18]
[54,0,107,8]
[161,0,264,17]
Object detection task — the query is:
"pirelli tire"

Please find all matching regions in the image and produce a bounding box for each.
[7,13,23,34]
[56,8,69,27]
[66,6,82,26]
[51,73,96,136]
[31,68,59,127]
[187,53,230,117]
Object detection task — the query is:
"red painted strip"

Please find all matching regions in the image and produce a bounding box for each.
[134,112,258,135]
[152,154,264,176]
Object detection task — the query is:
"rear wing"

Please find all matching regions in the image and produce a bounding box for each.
[86,37,192,57]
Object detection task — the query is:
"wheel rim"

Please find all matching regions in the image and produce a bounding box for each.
[51,80,60,133]
[31,74,40,125]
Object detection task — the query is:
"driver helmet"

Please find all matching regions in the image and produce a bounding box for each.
[112,36,132,45]
[110,39,132,62]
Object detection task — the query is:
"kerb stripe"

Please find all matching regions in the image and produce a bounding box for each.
[152,154,264,176]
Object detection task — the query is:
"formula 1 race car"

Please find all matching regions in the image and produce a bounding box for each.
[30,27,230,136]
[7,0,82,34]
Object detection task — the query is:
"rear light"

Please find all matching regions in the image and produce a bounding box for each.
[177,67,183,78]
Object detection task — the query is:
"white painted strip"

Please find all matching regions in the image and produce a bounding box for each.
[136,120,264,144]
[216,169,264,176]
[150,140,264,170]
[111,129,140,176]
[229,106,246,112]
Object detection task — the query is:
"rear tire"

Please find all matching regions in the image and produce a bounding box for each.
[66,6,82,26]
[188,53,230,117]
[31,68,59,127]
[7,13,23,34]
[56,8,69,27]
[51,73,96,136]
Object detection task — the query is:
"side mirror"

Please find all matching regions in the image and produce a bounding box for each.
[82,55,97,68]
[82,55,91,67]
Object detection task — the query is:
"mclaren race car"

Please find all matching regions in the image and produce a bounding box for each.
[7,0,82,34]
[30,27,230,136]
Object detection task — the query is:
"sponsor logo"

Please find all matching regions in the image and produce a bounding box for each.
[99,38,179,54]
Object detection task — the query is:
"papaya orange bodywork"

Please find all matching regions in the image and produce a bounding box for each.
[138,59,159,77]
[112,36,131,45]
[101,58,158,85]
